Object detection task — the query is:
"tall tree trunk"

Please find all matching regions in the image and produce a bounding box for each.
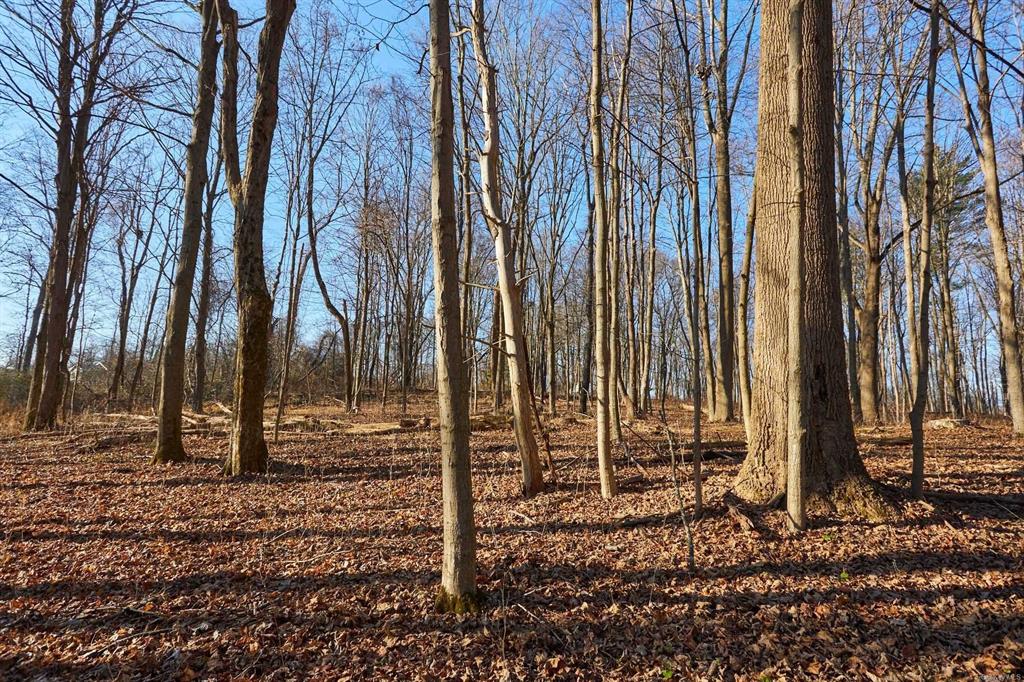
[785,0,807,532]
[429,0,478,612]
[711,131,735,422]
[606,0,633,434]
[737,189,756,441]
[911,0,939,497]
[734,0,886,519]
[192,162,220,414]
[456,25,474,359]
[217,0,295,476]
[953,0,1024,434]
[591,0,616,498]
[27,0,76,430]
[154,0,220,463]
[857,242,882,424]
[469,0,543,497]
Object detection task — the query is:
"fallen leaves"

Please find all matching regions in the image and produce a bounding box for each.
[0,405,1022,679]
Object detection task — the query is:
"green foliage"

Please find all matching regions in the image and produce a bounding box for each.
[907,145,985,250]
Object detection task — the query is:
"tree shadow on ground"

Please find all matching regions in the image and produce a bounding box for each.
[3,547,1020,680]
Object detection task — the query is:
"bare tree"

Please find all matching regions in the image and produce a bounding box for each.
[949,0,1024,435]
[590,0,617,499]
[153,0,220,464]
[468,0,544,497]
[429,0,479,613]
[9,0,137,429]
[910,0,939,498]
[217,0,296,475]
[736,0,887,519]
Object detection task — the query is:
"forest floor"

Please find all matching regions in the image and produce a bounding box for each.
[1,398,1022,681]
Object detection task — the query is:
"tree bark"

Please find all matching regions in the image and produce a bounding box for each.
[591,0,616,498]
[911,0,939,497]
[217,0,295,476]
[153,0,220,464]
[429,0,479,612]
[469,0,544,497]
[785,0,807,532]
[734,0,887,519]
[27,0,76,430]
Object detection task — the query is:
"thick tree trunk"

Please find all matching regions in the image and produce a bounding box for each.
[964,0,1024,434]
[712,129,735,422]
[153,0,220,464]
[429,0,479,613]
[217,0,295,476]
[734,0,887,519]
[28,0,76,430]
[857,248,881,424]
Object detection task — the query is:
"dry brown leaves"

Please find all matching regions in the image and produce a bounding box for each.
[1,402,1022,680]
